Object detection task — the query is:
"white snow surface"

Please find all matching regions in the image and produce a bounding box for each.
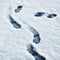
[0,0,60,60]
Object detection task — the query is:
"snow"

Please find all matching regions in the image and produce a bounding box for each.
[0,0,60,60]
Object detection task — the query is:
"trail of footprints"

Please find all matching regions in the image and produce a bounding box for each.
[8,5,57,60]
[35,12,57,18]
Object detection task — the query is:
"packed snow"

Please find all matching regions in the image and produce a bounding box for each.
[0,0,60,60]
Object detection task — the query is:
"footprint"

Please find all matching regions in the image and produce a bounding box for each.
[47,13,57,18]
[34,12,45,17]
[9,15,21,29]
[27,44,46,60]
[15,5,23,13]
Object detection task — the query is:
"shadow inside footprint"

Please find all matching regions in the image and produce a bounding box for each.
[33,36,41,44]
[32,51,46,60]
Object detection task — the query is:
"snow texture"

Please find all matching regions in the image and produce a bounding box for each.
[0,0,60,60]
